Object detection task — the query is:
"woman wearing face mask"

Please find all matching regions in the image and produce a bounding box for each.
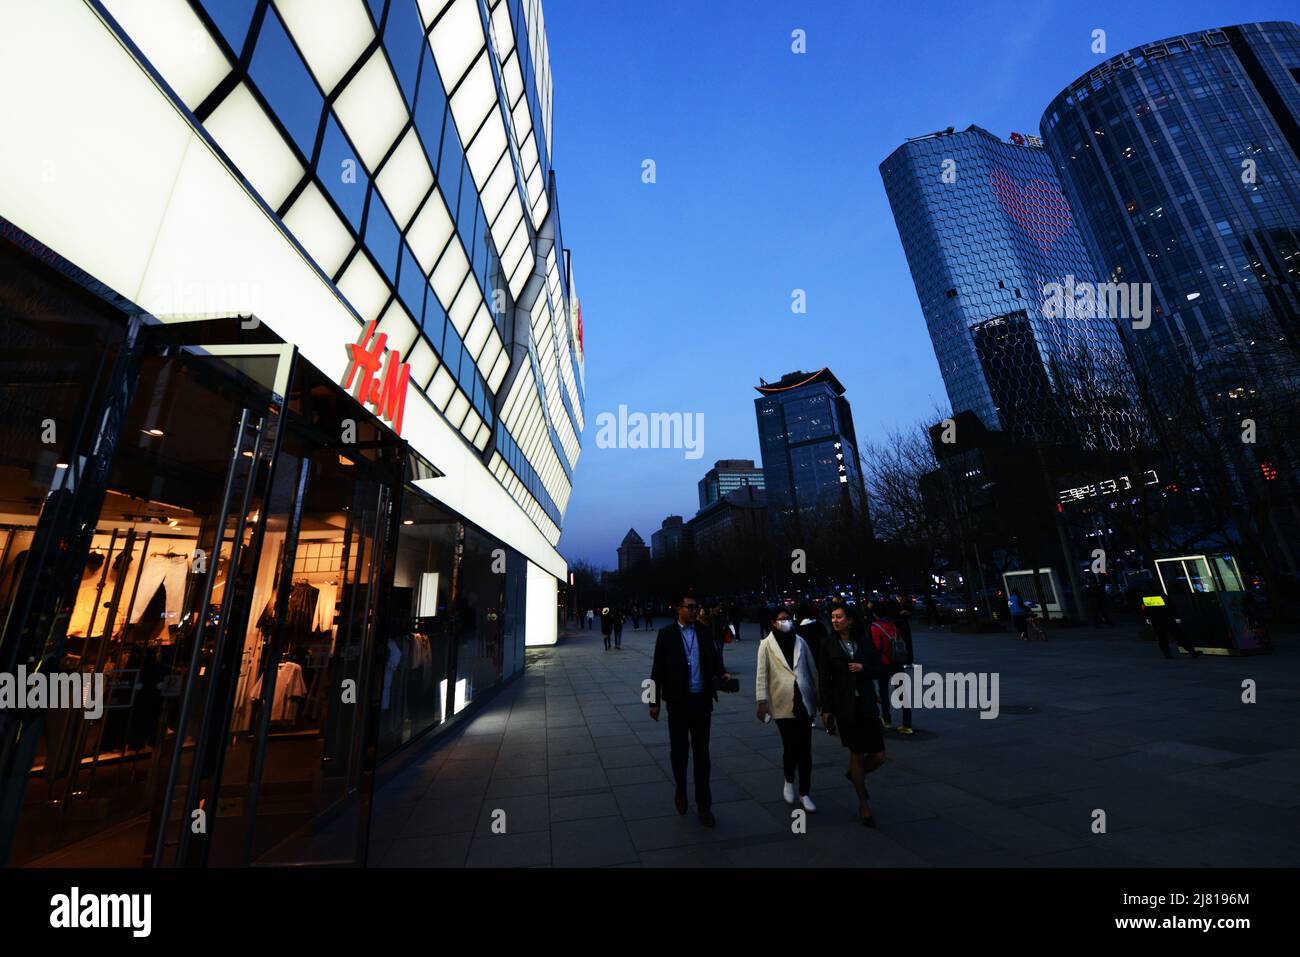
[819,601,886,826]
[755,606,819,812]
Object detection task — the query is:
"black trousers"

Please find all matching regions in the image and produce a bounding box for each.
[877,665,912,728]
[667,692,712,809]
[775,693,813,795]
[1155,624,1196,657]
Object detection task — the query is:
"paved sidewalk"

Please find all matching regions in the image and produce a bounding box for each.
[367,622,1300,867]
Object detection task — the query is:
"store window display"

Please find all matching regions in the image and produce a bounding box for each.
[376,488,457,758]
[7,350,269,867]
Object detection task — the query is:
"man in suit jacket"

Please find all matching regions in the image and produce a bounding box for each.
[648,594,729,826]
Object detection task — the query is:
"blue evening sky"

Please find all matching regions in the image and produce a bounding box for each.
[545,0,1298,569]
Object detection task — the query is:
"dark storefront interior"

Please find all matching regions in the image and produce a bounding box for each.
[0,229,528,867]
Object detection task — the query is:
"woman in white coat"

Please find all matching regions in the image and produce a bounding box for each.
[755,605,819,812]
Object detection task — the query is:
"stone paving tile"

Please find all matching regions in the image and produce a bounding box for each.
[611,783,681,822]
[548,765,610,795]
[639,844,736,867]
[605,764,668,787]
[485,774,550,798]
[550,792,621,822]
[465,831,551,867]
[376,832,472,868]
[369,624,1300,867]
[551,818,639,867]
[474,794,551,836]
[548,751,604,772]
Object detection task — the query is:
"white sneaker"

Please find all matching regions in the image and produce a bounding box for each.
[800,795,817,813]
[782,780,796,804]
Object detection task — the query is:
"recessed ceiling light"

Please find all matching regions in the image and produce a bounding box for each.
[55,462,69,469]
[403,519,415,525]
[143,428,165,437]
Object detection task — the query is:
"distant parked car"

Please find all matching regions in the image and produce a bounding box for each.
[933,594,981,623]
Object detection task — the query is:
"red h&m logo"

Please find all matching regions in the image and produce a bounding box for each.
[344,320,411,436]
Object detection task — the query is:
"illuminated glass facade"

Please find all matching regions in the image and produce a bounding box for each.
[697,459,765,510]
[101,0,584,544]
[0,0,582,867]
[1041,21,1300,446]
[754,369,868,539]
[880,125,1138,447]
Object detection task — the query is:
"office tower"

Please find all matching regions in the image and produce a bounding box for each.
[697,459,765,510]
[650,516,693,562]
[617,529,650,572]
[0,0,582,866]
[1041,22,1300,501]
[880,124,1140,448]
[754,368,870,546]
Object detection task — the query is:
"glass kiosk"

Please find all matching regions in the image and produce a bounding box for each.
[1152,554,1271,656]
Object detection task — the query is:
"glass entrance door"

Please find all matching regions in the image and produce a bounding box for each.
[12,347,278,867]
[212,359,401,867]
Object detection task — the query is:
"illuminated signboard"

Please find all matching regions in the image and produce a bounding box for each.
[343,320,411,436]
[1058,470,1159,503]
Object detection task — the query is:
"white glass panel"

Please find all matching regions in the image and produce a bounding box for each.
[460,407,482,442]
[282,182,354,275]
[502,53,524,104]
[332,47,407,169]
[447,276,480,335]
[375,127,434,227]
[204,83,303,209]
[102,0,228,108]
[518,135,538,174]
[508,247,534,298]
[336,251,389,322]
[431,239,470,307]
[406,337,438,389]
[406,190,454,271]
[500,221,529,275]
[444,389,470,428]
[451,55,497,136]
[466,111,507,184]
[525,165,544,204]
[511,98,531,141]
[416,0,450,27]
[480,153,516,222]
[488,350,509,392]
[429,0,484,89]
[376,298,418,354]
[491,193,523,245]
[530,190,549,226]
[276,0,375,95]
[429,365,456,407]
[477,333,503,376]
[464,304,492,356]
[490,3,514,58]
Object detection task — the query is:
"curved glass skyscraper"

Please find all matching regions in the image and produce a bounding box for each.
[1041,21,1300,560]
[880,125,1138,449]
[1042,22,1300,369]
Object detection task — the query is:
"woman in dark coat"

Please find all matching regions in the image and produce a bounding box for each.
[818,602,886,827]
